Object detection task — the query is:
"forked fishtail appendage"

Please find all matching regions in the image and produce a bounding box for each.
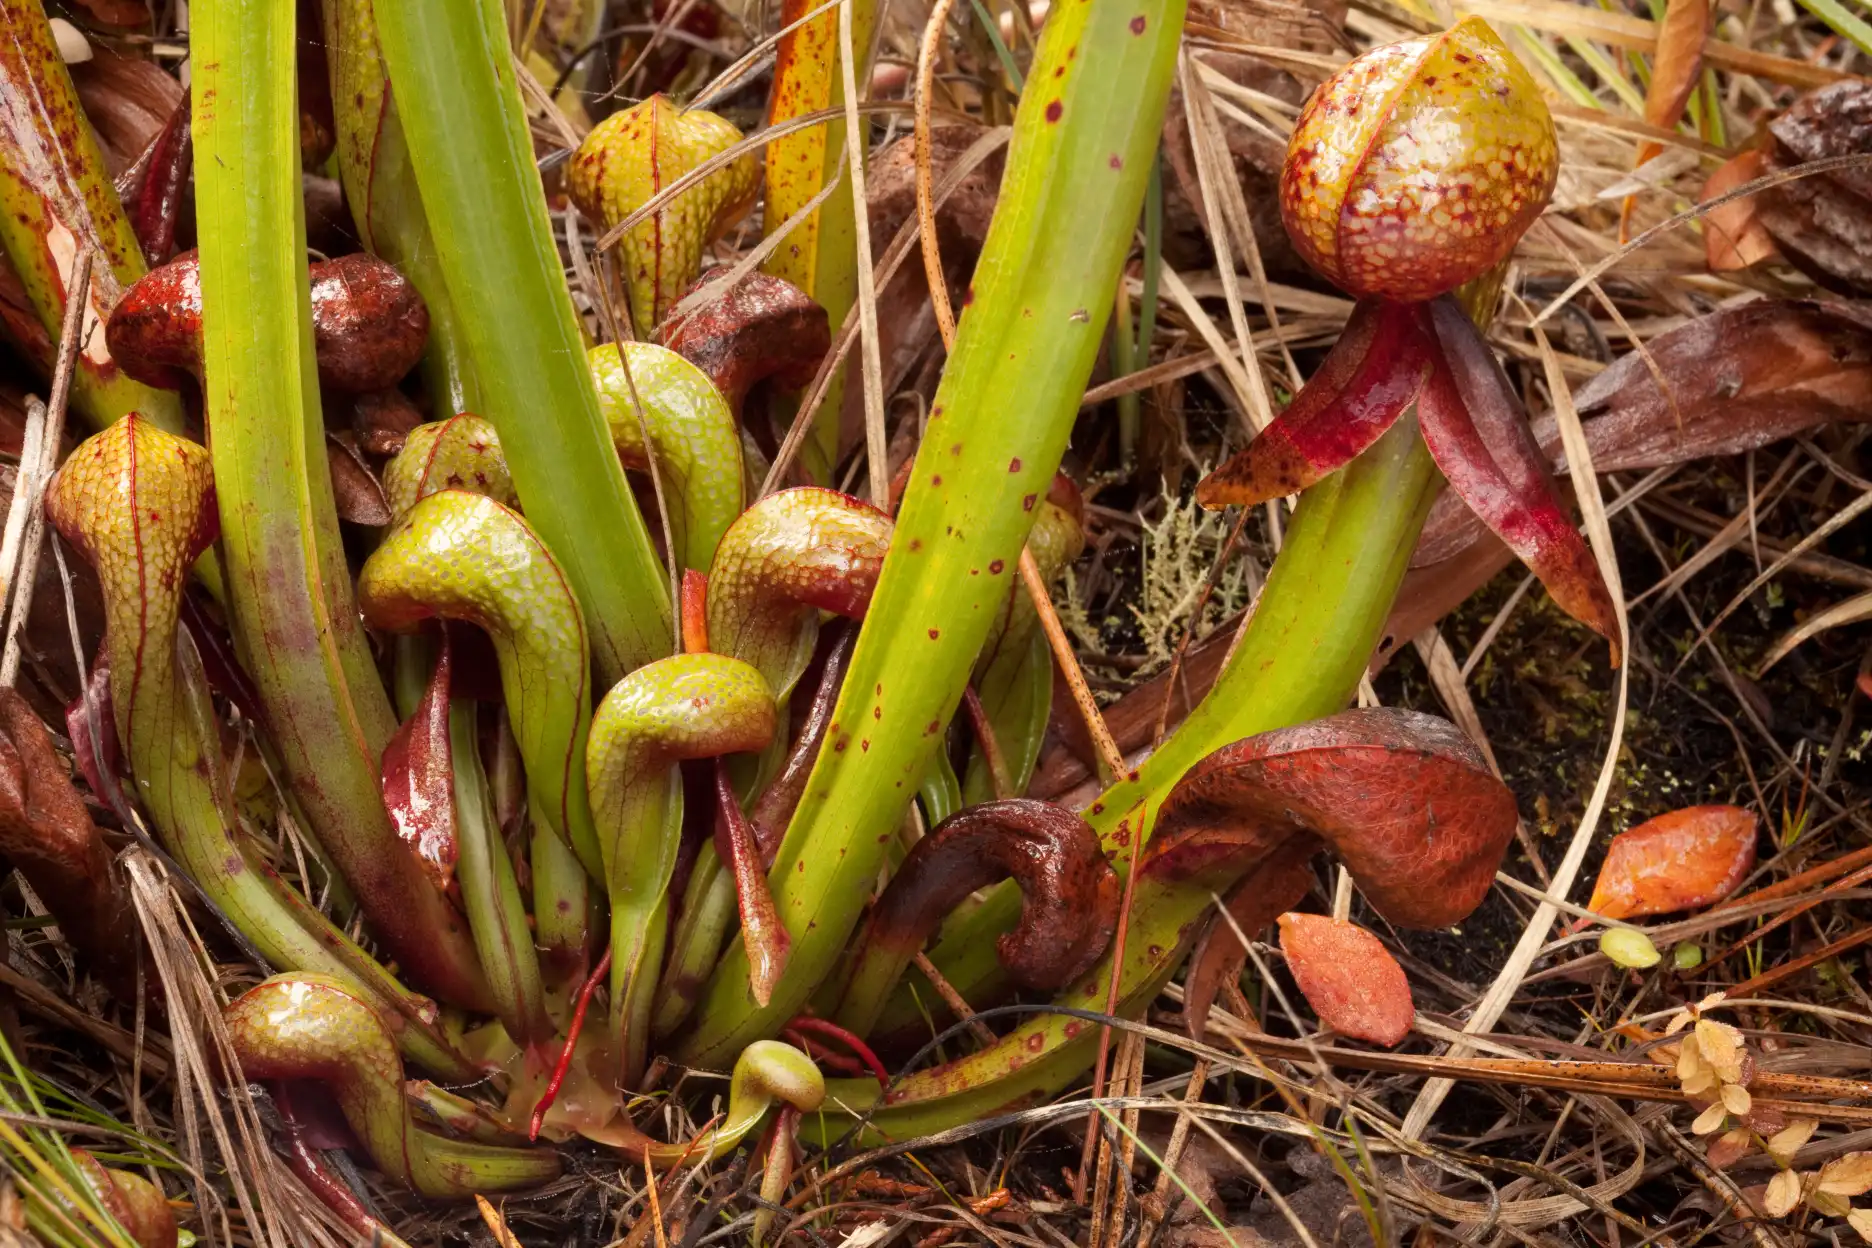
[653,493,889,1035]
[379,423,580,1009]
[358,489,601,878]
[654,624,856,1040]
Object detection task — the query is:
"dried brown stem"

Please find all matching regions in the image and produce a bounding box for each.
[0,248,88,688]
[915,0,961,351]
[1019,546,1124,782]
[909,950,997,1048]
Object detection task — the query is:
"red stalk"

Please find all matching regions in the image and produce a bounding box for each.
[781,1015,890,1086]
[529,945,612,1140]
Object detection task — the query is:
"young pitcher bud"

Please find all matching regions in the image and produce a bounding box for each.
[1280,17,1557,303]
[569,95,759,335]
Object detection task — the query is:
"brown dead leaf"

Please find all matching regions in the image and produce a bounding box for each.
[0,256,54,378]
[1415,298,1872,567]
[0,689,142,1003]
[1533,297,1872,475]
[1759,81,1872,295]
[326,432,392,527]
[1707,1128,1752,1169]
[349,389,426,459]
[66,0,151,26]
[1642,0,1709,149]
[68,45,182,175]
[1164,1228,1281,1248]
[1702,147,1779,272]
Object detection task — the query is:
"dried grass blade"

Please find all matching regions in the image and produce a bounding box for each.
[835,0,888,504]
[1401,324,1630,1139]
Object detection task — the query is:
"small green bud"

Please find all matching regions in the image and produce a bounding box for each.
[1600,927,1661,969]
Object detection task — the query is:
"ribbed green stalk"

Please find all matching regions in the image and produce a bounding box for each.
[816,417,1441,1140]
[0,0,185,433]
[323,0,483,414]
[819,272,1511,1139]
[191,0,490,1010]
[451,701,550,1048]
[373,0,671,681]
[677,0,1187,1064]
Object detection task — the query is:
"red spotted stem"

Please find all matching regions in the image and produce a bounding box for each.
[679,0,1187,1064]
[822,20,1595,1141]
[191,0,490,1008]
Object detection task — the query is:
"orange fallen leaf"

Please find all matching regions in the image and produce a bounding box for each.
[1622,0,1710,240]
[1701,148,1780,273]
[1587,805,1758,921]
[1612,1020,1663,1047]
[1277,913,1414,1047]
[1642,0,1710,145]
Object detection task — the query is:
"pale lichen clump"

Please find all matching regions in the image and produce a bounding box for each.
[1060,481,1254,695]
